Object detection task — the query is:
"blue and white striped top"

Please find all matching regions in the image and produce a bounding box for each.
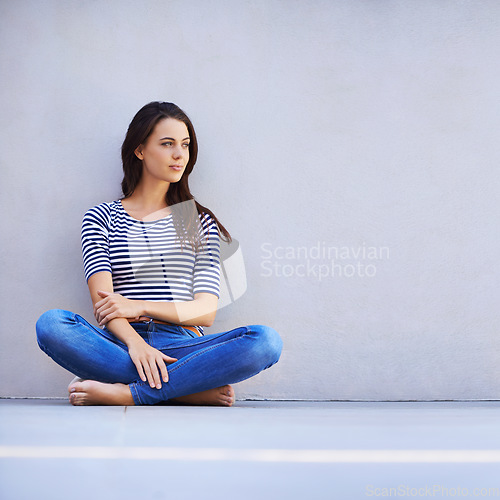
[81,200,221,327]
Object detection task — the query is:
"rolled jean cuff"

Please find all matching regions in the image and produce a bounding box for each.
[128,383,143,406]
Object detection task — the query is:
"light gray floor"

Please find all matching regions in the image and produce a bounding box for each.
[1,399,500,500]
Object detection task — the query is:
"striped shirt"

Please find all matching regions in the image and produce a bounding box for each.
[81,200,221,333]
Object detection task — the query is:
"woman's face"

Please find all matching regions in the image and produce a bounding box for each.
[136,117,190,184]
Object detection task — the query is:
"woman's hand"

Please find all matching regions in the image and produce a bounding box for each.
[127,338,178,389]
[94,290,144,326]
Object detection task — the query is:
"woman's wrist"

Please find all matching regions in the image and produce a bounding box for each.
[141,300,175,321]
[105,317,145,347]
[137,299,148,318]
[125,335,146,348]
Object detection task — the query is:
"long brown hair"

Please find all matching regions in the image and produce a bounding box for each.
[121,101,231,243]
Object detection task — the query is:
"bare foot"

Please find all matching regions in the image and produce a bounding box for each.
[68,379,135,406]
[171,385,235,406]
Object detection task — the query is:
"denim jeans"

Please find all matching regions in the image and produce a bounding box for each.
[35,309,283,405]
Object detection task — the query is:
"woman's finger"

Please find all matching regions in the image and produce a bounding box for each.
[96,304,111,322]
[98,312,112,326]
[132,359,147,383]
[142,361,156,388]
[162,354,178,364]
[98,304,120,324]
[157,358,169,383]
[94,299,108,316]
[147,359,162,389]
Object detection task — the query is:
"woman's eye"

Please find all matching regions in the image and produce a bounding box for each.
[182,143,190,148]
[161,142,173,147]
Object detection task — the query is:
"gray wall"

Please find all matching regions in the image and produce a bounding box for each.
[1,0,499,400]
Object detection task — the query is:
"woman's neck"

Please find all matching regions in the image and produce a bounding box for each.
[125,180,171,211]
[121,179,173,221]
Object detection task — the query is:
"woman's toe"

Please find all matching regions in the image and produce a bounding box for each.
[68,377,84,392]
[69,392,85,406]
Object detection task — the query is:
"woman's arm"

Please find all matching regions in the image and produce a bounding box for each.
[88,272,142,344]
[94,292,218,327]
[143,293,218,326]
[88,272,177,389]
[92,211,221,328]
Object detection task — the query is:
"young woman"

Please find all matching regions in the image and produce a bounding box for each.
[36,101,282,406]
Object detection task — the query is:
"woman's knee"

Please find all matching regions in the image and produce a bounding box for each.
[35,308,72,347]
[248,324,283,367]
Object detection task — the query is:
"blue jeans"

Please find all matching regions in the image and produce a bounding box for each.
[35,309,283,405]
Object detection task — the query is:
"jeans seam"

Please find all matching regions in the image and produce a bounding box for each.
[75,313,102,335]
[156,326,249,351]
[129,383,143,405]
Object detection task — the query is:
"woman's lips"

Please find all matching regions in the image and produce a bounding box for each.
[169,165,183,171]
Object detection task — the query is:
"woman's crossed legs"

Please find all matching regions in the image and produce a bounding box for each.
[35,309,282,406]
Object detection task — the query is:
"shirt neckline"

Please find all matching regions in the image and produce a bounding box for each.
[117,200,173,223]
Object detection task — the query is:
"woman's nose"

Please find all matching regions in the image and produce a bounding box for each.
[172,146,184,159]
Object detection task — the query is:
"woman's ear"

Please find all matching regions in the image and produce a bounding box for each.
[134,146,144,160]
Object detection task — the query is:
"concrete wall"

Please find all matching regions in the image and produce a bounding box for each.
[1,0,499,400]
